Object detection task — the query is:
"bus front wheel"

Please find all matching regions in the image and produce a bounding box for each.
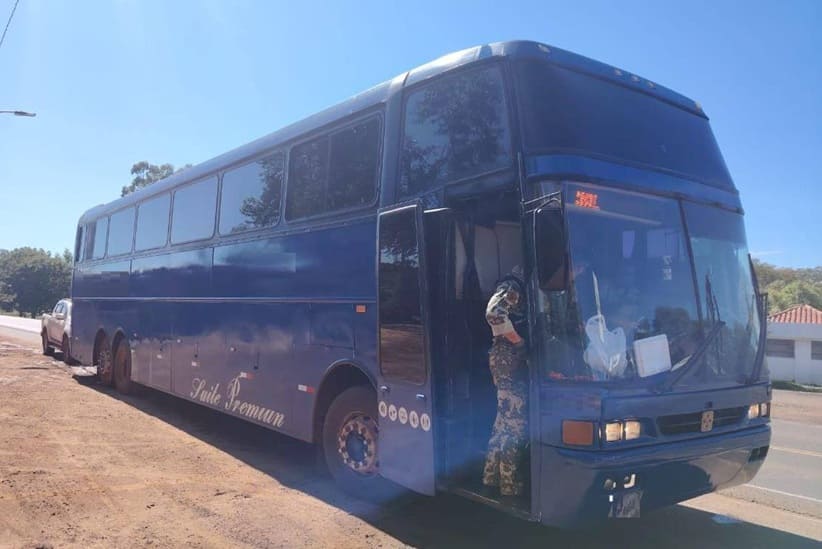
[322,385,401,502]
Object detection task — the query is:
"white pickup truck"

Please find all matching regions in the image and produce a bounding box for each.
[41,298,74,363]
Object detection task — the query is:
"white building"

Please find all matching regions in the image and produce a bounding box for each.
[765,304,822,385]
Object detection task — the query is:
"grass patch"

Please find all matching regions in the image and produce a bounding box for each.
[772,380,822,393]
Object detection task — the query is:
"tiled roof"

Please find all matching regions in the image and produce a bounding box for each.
[768,304,822,325]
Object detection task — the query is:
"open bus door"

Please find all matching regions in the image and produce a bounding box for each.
[376,203,437,495]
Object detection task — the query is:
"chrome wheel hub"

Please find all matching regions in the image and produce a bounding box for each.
[337,414,379,476]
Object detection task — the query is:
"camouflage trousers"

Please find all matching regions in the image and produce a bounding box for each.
[483,340,528,496]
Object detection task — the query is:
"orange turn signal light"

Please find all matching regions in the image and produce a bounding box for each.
[562,420,595,446]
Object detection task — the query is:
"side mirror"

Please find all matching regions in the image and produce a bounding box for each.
[535,208,567,291]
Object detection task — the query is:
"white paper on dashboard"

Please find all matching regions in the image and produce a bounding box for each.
[633,334,673,378]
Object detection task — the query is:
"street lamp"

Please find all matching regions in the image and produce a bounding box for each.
[0,110,36,117]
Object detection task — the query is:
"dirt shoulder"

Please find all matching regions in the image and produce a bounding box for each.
[0,337,400,548]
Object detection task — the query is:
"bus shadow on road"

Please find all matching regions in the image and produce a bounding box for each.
[85,381,819,549]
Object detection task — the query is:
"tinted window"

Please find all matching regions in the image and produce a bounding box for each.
[378,206,426,384]
[516,60,733,188]
[136,194,170,251]
[83,223,94,260]
[92,217,108,259]
[171,178,218,243]
[286,136,329,220]
[328,118,380,210]
[107,207,135,256]
[286,116,381,221]
[400,65,512,197]
[766,338,794,358]
[220,151,284,234]
[813,341,822,361]
[75,225,85,263]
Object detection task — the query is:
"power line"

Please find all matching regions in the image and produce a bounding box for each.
[0,0,21,54]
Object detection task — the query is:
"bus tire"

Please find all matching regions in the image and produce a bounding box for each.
[41,331,53,356]
[322,385,401,502]
[113,339,134,395]
[97,337,114,387]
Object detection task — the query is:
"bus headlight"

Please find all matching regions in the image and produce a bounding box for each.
[624,420,641,440]
[748,402,770,419]
[748,404,759,419]
[604,421,622,442]
[603,420,641,442]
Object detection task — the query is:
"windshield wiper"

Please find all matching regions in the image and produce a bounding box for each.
[656,319,725,393]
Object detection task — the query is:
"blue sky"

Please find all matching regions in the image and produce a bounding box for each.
[1,0,819,267]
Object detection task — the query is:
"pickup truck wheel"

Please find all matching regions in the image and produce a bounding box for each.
[41,331,53,356]
[113,340,133,394]
[97,339,114,386]
[61,334,73,365]
[321,386,402,503]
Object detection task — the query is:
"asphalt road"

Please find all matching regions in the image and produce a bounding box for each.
[0,314,40,334]
[0,315,820,546]
[723,417,822,518]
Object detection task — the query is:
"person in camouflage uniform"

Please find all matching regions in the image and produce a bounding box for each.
[482,266,528,497]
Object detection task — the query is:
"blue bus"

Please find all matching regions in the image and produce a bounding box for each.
[69,41,771,526]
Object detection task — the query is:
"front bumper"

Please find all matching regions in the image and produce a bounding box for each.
[537,424,771,526]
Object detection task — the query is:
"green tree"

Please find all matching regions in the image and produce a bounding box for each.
[120,161,192,197]
[767,280,822,313]
[400,67,509,196]
[753,260,822,313]
[0,248,72,317]
[238,155,284,229]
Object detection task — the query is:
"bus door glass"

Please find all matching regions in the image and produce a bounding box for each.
[377,204,436,495]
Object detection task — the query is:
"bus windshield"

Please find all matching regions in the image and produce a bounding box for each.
[683,202,762,385]
[542,183,760,386]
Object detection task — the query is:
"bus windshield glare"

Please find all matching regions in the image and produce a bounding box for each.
[542,183,760,386]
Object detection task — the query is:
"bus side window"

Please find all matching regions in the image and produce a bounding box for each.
[378,207,426,385]
[83,222,95,261]
[107,207,136,256]
[92,217,109,260]
[285,115,381,221]
[327,117,380,211]
[136,194,171,251]
[220,151,284,234]
[399,64,512,198]
[75,225,85,263]
[286,136,329,220]
[171,178,218,244]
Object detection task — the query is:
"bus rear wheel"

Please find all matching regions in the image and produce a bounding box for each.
[113,340,134,394]
[322,385,401,502]
[96,337,114,387]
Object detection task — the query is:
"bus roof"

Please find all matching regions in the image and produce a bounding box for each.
[79,40,703,224]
